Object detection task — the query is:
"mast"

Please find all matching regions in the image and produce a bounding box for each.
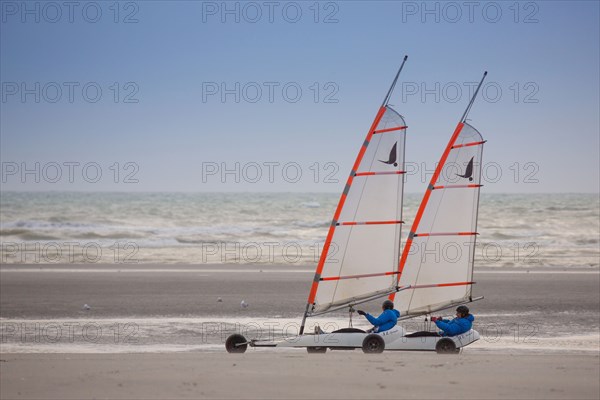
[299,56,408,335]
[461,71,487,123]
[382,55,408,108]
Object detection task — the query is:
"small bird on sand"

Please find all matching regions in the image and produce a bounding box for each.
[82,304,91,310]
[217,297,223,302]
[240,300,249,309]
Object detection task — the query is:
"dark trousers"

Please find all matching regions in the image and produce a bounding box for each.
[404,331,441,337]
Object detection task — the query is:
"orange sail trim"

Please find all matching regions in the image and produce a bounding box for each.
[307,105,388,305]
[389,122,465,302]
[337,220,403,226]
[451,140,485,149]
[354,171,406,176]
[374,126,407,134]
[414,232,478,237]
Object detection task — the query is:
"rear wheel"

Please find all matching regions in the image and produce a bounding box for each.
[225,334,248,353]
[435,338,457,354]
[362,334,385,353]
[306,347,327,354]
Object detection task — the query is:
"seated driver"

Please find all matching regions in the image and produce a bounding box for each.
[356,300,400,333]
[431,305,474,336]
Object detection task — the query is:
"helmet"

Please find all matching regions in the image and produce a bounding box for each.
[382,300,394,310]
[456,305,469,316]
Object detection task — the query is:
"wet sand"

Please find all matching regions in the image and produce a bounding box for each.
[1,264,599,321]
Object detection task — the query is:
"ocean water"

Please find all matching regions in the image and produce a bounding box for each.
[1,192,598,268]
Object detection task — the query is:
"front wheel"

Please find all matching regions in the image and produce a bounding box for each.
[225,334,248,353]
[306,347,327,354]
[435,338,457,354]
[362,334,385,353]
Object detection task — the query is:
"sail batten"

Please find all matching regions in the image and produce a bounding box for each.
[413,232,478,237]
[354,171,406,176]
[374,126,407,134]
[336,220,404,226]
[433,184,482,189]
[452,140,486,149]
[320,270,399,281]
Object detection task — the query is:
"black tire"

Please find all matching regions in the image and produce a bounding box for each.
[362,334,385,354]
[435,338,457,354]
[225,334,248,353]
[306,347,327,354]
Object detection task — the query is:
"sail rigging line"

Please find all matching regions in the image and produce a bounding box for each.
[390,71,487,304]
[300,57,409,335]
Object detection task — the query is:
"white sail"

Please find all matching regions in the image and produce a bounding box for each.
[307,105,407,314]
[393,122,485,317]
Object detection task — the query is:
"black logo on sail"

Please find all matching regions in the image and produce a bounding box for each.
[457,156,474,181]
[379,142,398,167]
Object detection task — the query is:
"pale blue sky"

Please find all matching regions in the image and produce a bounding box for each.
[1,1,598,193]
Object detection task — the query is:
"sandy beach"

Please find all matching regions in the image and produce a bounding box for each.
[1,264,599,399]
[1,352,599,400]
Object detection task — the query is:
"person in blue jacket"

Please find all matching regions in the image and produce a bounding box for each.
[431,305,474,336]
[357,300,400,333]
